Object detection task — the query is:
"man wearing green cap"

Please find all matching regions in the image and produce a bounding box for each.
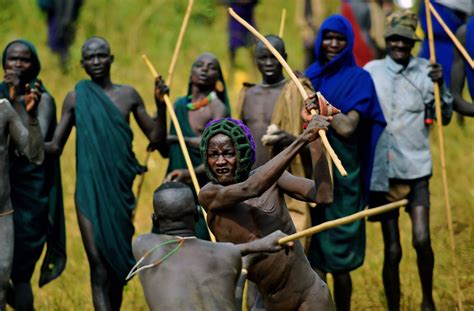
[364,10,453,311]
[1,39,65,310]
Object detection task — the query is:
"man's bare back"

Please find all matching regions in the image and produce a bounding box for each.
[132,182,290,311]
[134,233,240,311]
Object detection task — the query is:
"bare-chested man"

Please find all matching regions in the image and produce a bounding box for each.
[237,35,287,168]
[450,17,474,117]
[0,87,43,310]
[237,35,319,250]
[46,36,168,310]
[198,116,334,310]
[132,182,292,311]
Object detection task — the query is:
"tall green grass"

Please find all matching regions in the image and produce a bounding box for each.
[1,0,472,309]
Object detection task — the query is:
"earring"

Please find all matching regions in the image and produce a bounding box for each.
[215,80,224,92]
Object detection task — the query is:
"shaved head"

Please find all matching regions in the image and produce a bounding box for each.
[255,35,286,56]
[153,182,196,222]
[81,36,110,56]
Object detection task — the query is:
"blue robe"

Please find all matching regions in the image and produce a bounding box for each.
[465,17,474,98]
[418,1,465,87]
[305,15,386,273]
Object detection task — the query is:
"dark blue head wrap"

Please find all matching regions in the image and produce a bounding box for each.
[2,39,41,81]
[1,39,42,100]
[305,15,386,198]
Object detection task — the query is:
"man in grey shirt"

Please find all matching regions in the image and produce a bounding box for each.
[364,11,452,311]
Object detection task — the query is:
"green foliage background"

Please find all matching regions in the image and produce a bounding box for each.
[0,0,472,309]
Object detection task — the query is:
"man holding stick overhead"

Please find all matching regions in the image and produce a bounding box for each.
[198,114,334,311]
[46,36,168,310]
[304,15,386,311]
[364,11,453,311]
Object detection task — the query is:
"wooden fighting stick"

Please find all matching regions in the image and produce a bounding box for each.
[142,55,216,242]
[424,1,463,309]
[229,8,348,177]
[278,200,408,245]
[428,3,474,69]
[135,0,194,205]
[278,8,286,38]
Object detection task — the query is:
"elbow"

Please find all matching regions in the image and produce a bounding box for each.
[335,127,355,139]
[45,142,62,156]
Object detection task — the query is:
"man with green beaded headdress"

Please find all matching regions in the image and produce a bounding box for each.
[198,114,334,310]
[1,39,65,310]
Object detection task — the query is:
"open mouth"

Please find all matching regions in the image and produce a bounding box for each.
[263,68,276,75]
[215,168,230,175]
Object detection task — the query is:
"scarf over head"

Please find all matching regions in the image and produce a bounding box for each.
[1,39,42,99]
[167,53,231,177]
[200,118,256,184]
[1,39,66,287]
[305,14,386,198]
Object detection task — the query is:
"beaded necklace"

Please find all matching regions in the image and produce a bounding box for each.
[186,91,217,110]
[125,236,196,280]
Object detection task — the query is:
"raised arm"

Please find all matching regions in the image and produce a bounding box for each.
[132,77,168,156]
[451,25,474,117]
[45,91,75,155]
[199,115,329,211]
[5,85,44,164]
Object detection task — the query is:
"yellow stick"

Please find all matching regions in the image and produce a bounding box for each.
[424,1,463,309]
[429,3,474,69]
[142,55,216,242]
[278,200,408,245]
[135,0,194,205]
[229,8,348,177]
[278,8,286,38]
[167,0,194,86]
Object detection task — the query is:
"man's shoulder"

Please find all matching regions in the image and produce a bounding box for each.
[241,82,260,96]
[412,57,430,66]
[0,98,12,114]
[116,84,140,97]
[132,233,162,259]
[0,98,9,106]
[363,59,385,72]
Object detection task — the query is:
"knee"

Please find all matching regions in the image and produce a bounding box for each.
[412,232,431,253]
[90,263,108,287]
[384,244,402,265]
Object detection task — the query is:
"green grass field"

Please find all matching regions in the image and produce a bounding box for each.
[1,0,472,309]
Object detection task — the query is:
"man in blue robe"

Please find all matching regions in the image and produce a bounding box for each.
[305,14,386,311]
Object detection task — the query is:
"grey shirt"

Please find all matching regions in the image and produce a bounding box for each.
[364,56,453,192]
